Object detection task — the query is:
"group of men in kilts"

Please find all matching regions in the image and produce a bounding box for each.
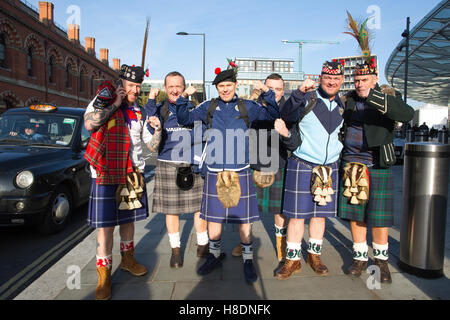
[83,54,413,299]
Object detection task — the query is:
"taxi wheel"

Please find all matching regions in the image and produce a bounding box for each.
[38,185,72,234]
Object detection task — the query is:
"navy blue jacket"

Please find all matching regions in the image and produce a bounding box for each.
[176,90,280,171]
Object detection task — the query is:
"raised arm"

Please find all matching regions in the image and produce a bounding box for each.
[247,81,280,122]
[366,87,414,123]
[145,116,162,152]
[175,86,208,126]
[84,86,126,132]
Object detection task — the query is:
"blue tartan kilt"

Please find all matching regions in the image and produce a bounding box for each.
[200,169,260,224]
[87,179,149,228]
[283,157,339,219]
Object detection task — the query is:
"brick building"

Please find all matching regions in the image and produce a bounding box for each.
[0,0,121,114]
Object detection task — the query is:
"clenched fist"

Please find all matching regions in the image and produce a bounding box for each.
[148,88,160,100]
[147,116,162,131]
[182,86,197,98]
[299,78,315,93]
[253,80,269,93]
[274,118,289,137]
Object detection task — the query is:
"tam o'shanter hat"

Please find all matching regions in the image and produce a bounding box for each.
[344,11,378,75]
[322,59,345,75]
[119,64,148,83]
[212,58,239,85]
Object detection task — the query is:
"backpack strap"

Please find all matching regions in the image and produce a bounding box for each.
[160,99,170,122]
[297,90,318,125]
[206,98,219,128]
[235,99,250,128]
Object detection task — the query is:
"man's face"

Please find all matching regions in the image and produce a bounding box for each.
[319,74,344,98]
[24,127,35,136]
[216,81,237,102]
[164,75,185,102]
[265,78,284,103]
[354,75,378,98]
[122,79,142,104]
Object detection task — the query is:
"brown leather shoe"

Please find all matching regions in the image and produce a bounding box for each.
[232,243,242,257]
[346,259,368,277]
[374,258,392,283]
[197,244,209,258]
[275,259,301,280]
[95,266,112,300]
[121,249,148,276]
[306,252,329,276]
[170,247,183,268]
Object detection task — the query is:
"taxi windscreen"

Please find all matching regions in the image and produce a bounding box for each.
[0,113,78,146]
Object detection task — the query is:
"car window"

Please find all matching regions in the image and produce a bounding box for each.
[0,113,78,147]
[81,121,91,143]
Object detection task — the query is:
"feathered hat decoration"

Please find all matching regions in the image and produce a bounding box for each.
[344,11,378,75]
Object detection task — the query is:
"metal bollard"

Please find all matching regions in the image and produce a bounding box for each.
[414,130,429,142]
[438,130,448,144]
[406,130,414,142]
[399,143,450,278]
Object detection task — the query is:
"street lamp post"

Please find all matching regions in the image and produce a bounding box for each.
[401,17,410,104]
[176,32,206,102]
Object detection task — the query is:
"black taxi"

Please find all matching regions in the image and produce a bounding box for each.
[0,105,91,233]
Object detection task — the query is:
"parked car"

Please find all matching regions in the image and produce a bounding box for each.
[0,105,91,233]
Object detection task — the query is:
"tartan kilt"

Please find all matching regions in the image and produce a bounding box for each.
[152,160,203,215]
[338,164,394,227]
[201,169,260,224]
[87,179,149,228]
[283,157,339,219]
[253,168,285,215]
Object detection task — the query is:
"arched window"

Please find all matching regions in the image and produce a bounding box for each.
[66,64,71,88]
[79,71,85,92]
[0,34,6,68]
[48,56,54,83]
[27,47,33,76]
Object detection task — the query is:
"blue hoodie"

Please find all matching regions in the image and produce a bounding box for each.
[145,99,204,164]
[176,90,279,171]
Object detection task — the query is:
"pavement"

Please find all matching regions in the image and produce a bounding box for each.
[14,165,450,300]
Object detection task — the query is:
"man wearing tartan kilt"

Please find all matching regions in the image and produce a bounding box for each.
[274,60,345,280]
[338,59,414,283]
[84,65,162,300]
[175,61,280,284]
[144,71,208,269]
[232,73,289,263]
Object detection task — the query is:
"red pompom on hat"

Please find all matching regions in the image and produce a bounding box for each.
[229,61,237,68]
[341,59,345,66]
[215,67,221,75]
[145,69,149,77]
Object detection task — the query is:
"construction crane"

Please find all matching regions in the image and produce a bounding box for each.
[281,40,340,74]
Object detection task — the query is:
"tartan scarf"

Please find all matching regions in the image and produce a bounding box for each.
[84,108,133,185]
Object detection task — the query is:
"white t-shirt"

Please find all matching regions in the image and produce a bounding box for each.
[85,98,153,178]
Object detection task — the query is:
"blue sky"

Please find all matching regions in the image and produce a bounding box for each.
[29,0,441,105]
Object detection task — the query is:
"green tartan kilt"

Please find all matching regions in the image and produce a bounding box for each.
[338,165,394,227]
[253,168,285,215]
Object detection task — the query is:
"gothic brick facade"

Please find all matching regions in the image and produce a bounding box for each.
[0,0,121,113]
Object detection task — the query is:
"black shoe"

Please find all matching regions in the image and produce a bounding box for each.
[243,259,257,284]
[197,253,223,275]
[170,247,183,268]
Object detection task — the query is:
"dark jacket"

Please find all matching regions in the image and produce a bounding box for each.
[340,84,414,168]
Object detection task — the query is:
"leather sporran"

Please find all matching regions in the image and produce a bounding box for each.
[252,170,275,188]
[310,165,334,206]
[176,166,195,191]
[116,168,145,210]
[216,171,241,208]
[342,162,370,205]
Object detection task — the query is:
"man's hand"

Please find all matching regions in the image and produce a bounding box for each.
[274,118,289,137]
[254,81,269,93]
[182,86,197,99]
[147,116,162,132]
[299,78,315,93]
[249,88,262,101]
[9,131,18,136]
[113,86,127,107]
[148,88,160,100]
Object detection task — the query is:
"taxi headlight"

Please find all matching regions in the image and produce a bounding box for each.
[15,171,34,189]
